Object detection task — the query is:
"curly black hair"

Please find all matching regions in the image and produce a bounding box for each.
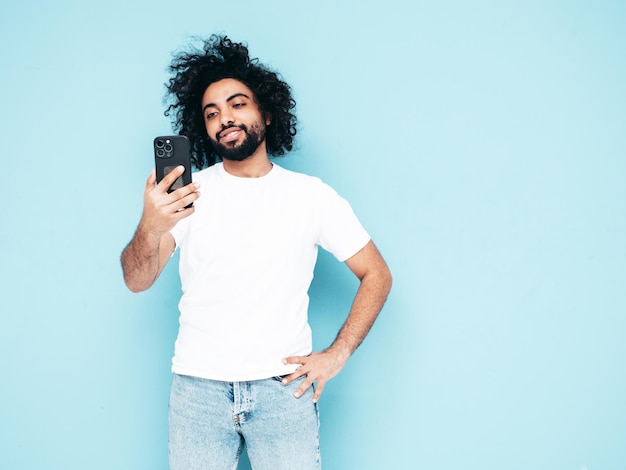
[164,35,297,170]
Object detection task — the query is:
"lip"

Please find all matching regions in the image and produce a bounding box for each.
[219,127,243,143]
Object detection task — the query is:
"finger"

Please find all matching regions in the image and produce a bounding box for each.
[171,181,200,199]
[157,165,185,190]
[171,204,195,221]
[145,169,157,189]
[281,368,305,384]
[183,181,199,191]
[171,190,200,212]
[312,380,325,403]
[166,182,199,208]
[283,356,306,365]
[294,376,315,399]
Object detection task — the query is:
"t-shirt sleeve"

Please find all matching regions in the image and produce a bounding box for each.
[317,183,371,262]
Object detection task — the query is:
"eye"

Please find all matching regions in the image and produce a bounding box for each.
[206,111,217,120]
[233,102,246,108]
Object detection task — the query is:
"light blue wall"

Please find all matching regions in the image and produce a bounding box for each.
[1,1,625,469]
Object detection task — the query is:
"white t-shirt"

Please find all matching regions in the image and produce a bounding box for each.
[169,163,370,381]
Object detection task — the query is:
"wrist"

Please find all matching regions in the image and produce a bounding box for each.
[138,211,167,235]
[325,342,352,365]
[136,220,165,244]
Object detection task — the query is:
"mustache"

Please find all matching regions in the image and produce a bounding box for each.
[216,123,248,141]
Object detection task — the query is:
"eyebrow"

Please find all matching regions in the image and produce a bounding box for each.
[202,93,251,113]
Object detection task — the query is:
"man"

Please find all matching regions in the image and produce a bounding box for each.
[121,35,392,469]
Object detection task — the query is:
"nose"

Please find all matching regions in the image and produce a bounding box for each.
[220,108,234,127]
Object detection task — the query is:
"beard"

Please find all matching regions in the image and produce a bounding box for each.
[211,121,266,162]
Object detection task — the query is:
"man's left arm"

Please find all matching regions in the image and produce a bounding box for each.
[282,240,392,402]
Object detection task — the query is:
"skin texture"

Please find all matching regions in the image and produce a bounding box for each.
[121,167,200,293]
[121,78,392,401]
[282,240,392,403]
[201,78,273,177]
[165,35,297,170]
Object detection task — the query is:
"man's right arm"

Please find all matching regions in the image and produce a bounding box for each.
[121,166,200,293]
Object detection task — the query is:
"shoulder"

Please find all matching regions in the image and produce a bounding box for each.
[192,163,221,183]
[271,165,350,212]
[272,164,326,190]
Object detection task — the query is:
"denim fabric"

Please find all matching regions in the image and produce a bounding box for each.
[169,373,321,470]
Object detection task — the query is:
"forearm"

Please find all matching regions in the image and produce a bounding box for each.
[121,167,198,293]
[283,241,391,401]
[283,265,391,402]
[327,268,392,361]
[121,223,163,293]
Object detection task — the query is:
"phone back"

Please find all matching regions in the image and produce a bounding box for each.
[154,135,192,192]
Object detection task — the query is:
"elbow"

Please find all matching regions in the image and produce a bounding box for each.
[120,252,155,293]
[122,273,152,294]
[126,283,147,294]
[364,263,392,300]
[124,280,148,294]
[382,265,393,298]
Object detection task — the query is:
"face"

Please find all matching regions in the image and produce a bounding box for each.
[201,78,271,162]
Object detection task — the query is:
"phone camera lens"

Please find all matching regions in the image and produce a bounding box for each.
[156,139,165,148]
[156,148,165,158]
[164,143,173,153]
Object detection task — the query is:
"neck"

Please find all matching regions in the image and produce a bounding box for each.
[222,144,273,178]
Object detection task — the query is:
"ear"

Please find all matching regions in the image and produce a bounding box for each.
[265,112,272,126]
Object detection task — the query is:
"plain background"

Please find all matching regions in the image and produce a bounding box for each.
[1,1,625,469]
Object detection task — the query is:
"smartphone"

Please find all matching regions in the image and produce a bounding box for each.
[154,135,192,193]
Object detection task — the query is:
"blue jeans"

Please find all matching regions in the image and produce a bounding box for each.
[168,373,321,469]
